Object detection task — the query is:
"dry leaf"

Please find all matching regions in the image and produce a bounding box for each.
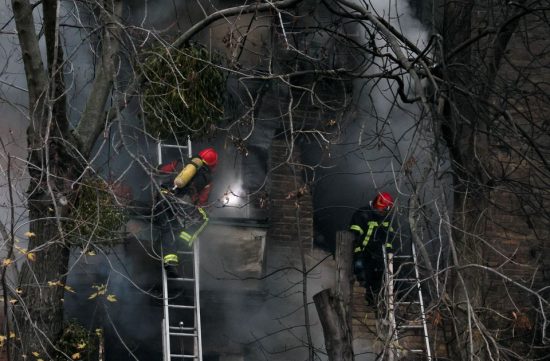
[9,299,17,305]
[27,253,36,261]
[32,352,40,357]
[88,292,98,300]
[2,258,13,267]
[87,250,96,256]
[48,280,64,287]
[431,310,443,327]
[15,246,27,255]
[46,280,75,294]
[76,341,87,349]
[92,284,107,295]
[0,335,6,347]
[512,311,532,330]
[24,231,36,238]
[9,332,15,338]
[106,294,117,302]
[71,352,81,360]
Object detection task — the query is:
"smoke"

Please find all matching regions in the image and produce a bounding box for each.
[199,223,336,360]
[310,0,431,249]
[62,2,276,359]
[0,1,32,278]
[64,233,164,359]
[0,1,443,360]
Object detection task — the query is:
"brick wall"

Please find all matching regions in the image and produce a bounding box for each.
[265,138,314,266]
[435,1,550,355]
[481,9,550,306]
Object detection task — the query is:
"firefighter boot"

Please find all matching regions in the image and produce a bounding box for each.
[163,253,180,278]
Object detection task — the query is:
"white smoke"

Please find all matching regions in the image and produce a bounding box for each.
[312,0,430,244]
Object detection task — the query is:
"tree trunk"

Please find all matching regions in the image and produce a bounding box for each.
[335,231,354,328]
[314,231,354,361]
[9,0,121,358]
[314,289,354,361]
[15,203,70,359]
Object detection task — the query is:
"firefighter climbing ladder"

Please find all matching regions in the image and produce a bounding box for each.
[157,140,203,361]
[386,242,432,361]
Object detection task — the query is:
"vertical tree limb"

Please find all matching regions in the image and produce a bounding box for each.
[314,231,354,361]
[314,289,354,361]
[74,0,122,157]
[335,230,354,327]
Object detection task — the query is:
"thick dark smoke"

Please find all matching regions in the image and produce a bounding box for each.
[0,0,441,360]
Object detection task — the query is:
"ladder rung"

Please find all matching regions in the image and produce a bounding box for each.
[168,304,195,309]
[169,326,195,331]
[398,324,424,329]
[170,331,197,337]
[395,301,420,305]
[169,354,197,359]
[168,277,195,282]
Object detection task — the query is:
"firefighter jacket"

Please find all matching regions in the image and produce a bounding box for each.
[158,158,213,206]
[349,205,395,257]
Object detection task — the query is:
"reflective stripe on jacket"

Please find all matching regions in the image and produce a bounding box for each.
[349,205,395,254]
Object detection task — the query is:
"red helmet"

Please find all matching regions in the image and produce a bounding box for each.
[198,148,218,167]
[373,192,394,211]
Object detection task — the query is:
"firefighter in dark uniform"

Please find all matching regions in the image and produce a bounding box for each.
[157,147,218,277]
[349,192,395,305]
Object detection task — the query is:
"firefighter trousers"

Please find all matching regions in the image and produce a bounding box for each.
[161,207,209,268]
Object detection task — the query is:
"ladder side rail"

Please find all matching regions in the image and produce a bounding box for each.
[194,239,203,361]
[384,246,398,361]
[411,243,433,361]
[158,141,163,166]
[162,318,169,361]
[162,254,172,360]
[158,146,170,359]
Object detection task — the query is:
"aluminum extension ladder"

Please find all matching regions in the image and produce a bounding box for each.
[385,243,432,360]
[161,242,203,360]
[157,139,203,361]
